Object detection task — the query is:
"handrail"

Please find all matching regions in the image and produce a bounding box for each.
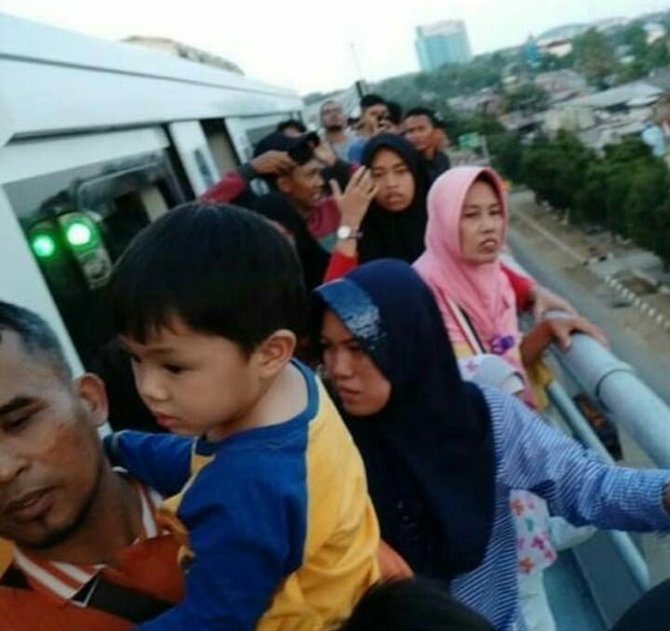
[546,380,651,592]
[549,328,670,469]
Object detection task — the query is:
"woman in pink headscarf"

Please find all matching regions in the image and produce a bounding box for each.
[414,166,604,407]
[414,166,605,631]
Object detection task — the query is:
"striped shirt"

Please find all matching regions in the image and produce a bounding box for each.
[0,479,184,631]
[450,386,670,631]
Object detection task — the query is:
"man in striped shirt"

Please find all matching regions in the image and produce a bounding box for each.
[0,301,183,630]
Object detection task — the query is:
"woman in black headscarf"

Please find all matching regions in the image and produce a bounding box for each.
[313,259,670,630]
[357,134,430,263]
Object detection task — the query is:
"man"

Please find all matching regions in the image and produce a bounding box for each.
[320,99,355,161]
[0,301,184,629]
[385,101,404,134]
[276,119,307,138]
[403,106,451,184]
[201,131,361,251]
[347,94,389,163]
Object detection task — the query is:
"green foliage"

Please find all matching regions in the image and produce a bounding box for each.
[488,132,524,182]
[572,28,621,86]
[521,131,594,211]
[621,23,648,58]
[525,132,670,267]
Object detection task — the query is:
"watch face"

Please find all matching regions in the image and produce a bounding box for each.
[337,226,352,240]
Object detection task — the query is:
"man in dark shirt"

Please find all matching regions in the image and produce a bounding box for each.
[403,107,451,184]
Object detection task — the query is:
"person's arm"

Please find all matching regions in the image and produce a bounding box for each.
[104,431,192,498]
[324,249,358,282]
[527,285,578,321]
[490,387,670,529]
[500,264,578,318]
[199,169,248,203]
[199,151,295,203]
[501,264,534,312]
[322,167,377,273]
[135,455,295,630]
[520,316,608,366]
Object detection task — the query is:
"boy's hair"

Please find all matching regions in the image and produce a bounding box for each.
[109,203,307,352]
[0,300,72,381]
[339,579,494,631]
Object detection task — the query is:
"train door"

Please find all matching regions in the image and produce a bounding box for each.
[0,126,186,370]
[167,121,220,196]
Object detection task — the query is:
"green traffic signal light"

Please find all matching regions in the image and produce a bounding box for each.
[65,221,94,248]
[31,234,57,259]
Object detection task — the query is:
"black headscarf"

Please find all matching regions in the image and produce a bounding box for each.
[314,260,495,582]
[359,134,430,264]
[254,193,329,291]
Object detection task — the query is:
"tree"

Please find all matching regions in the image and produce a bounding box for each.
[621,23,648,59]
[488,132,524,182]
[572,28,620,87]
[624,161,670,248]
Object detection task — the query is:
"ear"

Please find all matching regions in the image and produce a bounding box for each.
[276,173,293,195]
[73,373,109,429]
[254,329,297,380]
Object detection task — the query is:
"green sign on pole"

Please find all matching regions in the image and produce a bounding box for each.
[459,132,481,150]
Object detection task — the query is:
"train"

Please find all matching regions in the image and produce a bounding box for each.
[0,13,303,372]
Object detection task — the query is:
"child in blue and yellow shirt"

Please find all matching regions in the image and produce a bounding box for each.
[105,203,380,630]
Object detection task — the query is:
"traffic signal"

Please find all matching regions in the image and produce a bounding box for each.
[28,212,112,290]
[30,232,57,259]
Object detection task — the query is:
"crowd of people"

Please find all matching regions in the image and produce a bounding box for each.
[0,92,669,631]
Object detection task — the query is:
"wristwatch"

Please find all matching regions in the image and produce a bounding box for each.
[336,225,363,241]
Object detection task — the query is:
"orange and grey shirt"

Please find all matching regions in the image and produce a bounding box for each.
[0,482,184,630]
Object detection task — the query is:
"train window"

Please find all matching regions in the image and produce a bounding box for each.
[194,149,215,189]
[3,152,186,369]
[201,119,239,173]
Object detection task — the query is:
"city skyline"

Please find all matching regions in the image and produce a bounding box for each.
[0,0,667,94]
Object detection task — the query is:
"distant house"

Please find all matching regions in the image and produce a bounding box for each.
[447,90,503,116]
[542,80,666,151]
[498,110,542,135]
[534,69,589,103]
[644,22,667,45]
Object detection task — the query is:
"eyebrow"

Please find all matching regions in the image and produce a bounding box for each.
[118,337,179,358]
[464,202,502,209]
[0,396,36,418]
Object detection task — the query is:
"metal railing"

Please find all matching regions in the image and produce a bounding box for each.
[543,326,670,625]
[551,330,670,469]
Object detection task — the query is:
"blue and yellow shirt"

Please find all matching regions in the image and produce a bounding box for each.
[106,361,380,630]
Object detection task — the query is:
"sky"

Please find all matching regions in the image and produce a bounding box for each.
[1,0,668,95]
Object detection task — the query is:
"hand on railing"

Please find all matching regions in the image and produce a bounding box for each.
[529,285,577,321]
[521,316,608,365]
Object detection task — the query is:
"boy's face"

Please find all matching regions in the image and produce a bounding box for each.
[120,318,263,440]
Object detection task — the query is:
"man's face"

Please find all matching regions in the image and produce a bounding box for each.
[0,331,106,549]
[321,102,346,132]
[362,104,389,136]
[277,159,324,213]
[403,115,435,154]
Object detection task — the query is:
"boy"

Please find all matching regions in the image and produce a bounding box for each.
[105,203,380,630]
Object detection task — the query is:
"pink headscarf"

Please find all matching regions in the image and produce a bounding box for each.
[413,166,520,366]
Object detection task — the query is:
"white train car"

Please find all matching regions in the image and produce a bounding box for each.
[0,14,303,372]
